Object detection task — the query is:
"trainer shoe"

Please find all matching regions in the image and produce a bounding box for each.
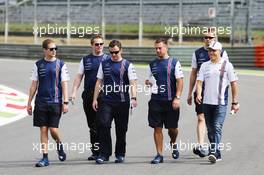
[115,155,125,163]
[57,143,66,161]
[35,158,49,167]
[151,154,163,164]
[208,153,222,163]
[172,144,179,159]
[95,155,109,164]
[193,145,208,158]
[88,154,98,161]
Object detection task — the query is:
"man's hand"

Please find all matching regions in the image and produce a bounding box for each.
[27,105,32,116]
[196,95,202,105]
[187,94,192,105]
[231,103,240,114]
[62,104,69,114]
[92,100,98,111]
[131,99,137,108]
[172,98,180,110]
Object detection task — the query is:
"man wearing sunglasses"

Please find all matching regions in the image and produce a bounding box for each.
[196,41,239,163]
[71,34,108,161]
[92,40,137,164]
[27,39,70,167]
[187,29,229,158]
[145,38,183,164]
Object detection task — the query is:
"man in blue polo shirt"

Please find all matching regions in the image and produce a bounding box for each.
[145,38,184,164]
[71,34,108,160]
[187,29,229,157]
[92,40,137,164]
[196,41,239,163]
[27,39,70,167]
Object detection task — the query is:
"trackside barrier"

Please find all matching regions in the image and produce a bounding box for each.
[254,45,264,68]
[0,44,263,69]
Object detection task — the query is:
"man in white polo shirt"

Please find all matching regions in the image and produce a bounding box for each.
[196,41,239,163]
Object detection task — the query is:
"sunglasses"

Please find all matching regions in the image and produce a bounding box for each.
[48,47,58,51]
[94,43,104,46]
[109,50,120,55]
[204,36,215,39]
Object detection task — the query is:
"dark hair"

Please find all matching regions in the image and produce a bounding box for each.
[109,40,122,49]
[91,34,104,45]
[42,39,55,49]
[155,38,168,45]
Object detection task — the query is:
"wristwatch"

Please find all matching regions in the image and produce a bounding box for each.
[232,102,238,105]
[131,97,137,101]
[174,96,180,100]
[63,101,69,105]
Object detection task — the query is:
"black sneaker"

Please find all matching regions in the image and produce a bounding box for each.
[208,153,222,163]
[35,158,49,167]
[88,154,97,161]
[115,155,125,163]
[193,146,199,155]
[172,144,179,159]
[151,154,163,164]
[95,155,109,164]
[57,143,66,161]
[193,145,208,158]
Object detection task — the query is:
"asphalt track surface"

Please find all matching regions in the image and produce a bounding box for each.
[0,59,263,175]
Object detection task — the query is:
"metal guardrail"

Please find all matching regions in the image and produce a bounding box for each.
[0,43,263,68]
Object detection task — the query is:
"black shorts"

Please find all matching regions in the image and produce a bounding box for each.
[33,102,62,128]
[148,99,180,129]
[194,92,204,115]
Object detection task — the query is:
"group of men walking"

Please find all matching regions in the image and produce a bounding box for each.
[26,30,239,167]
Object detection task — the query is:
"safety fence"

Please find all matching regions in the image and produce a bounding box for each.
[0,44,264,68]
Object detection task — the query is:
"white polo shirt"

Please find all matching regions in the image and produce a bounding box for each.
[197,58,238,105]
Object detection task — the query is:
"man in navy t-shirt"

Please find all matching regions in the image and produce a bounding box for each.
[145,38,184,164]
[70,34,108,160]
[92,40,137,164]
[27,39,70,167]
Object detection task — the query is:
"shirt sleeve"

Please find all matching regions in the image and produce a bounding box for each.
[174,61,184,79]
[197,63,205,82]
[96,63,104,80]
[128,63,137,80]
[30,63,38,81]
[77,58,84,75]
[222,50,229,62]
[227,62,238,82]
[191,52,198,68]
[61,64,70,81]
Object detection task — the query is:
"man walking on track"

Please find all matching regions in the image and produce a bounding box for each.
[92,40,138,164]
[146,38,184,164]
[196,41,239,163]
[27,39,70,167]
[71,34,108,161]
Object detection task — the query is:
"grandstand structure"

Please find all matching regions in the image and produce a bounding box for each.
[0,0,263,45]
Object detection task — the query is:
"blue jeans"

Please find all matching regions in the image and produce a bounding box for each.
[203,104,227,156]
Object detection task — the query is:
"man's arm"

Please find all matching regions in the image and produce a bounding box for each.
[196,80,203,104]
[172,77,183,110]
[62,81,69,114]
[230,81,239,113]
[27,80,38,116]
[187,68,198,105]
[71,73,84,100]
[92,79,103,111]
[130,79,137,108]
